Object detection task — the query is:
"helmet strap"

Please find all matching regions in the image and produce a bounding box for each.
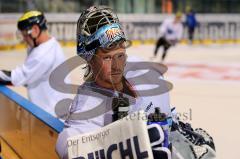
[33,38,38,47]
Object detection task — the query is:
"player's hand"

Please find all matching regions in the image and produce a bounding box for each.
[0,70,12,85]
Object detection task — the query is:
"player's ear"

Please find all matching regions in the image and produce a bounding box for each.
[88,58,94,67]
[31,25,40,38]
[88,59,97,72]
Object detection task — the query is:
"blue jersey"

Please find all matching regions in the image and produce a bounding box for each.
[186,13,197,29]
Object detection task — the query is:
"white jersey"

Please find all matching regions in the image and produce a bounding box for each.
[160,17,183,41]
[11,37,69,116]
[56,57,171,158]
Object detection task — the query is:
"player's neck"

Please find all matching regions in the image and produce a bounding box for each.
[95,79,123,92]
[36,31,51,45]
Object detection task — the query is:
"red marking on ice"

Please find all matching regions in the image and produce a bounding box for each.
[180,72,203,78]
[165,62,240,81]
[222,76,240,80]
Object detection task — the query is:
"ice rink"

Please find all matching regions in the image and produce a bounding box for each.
[1,43,240,159]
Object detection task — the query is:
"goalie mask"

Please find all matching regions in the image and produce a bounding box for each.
[77,6,126,61]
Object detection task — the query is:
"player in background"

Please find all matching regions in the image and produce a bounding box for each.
[185,7,198,44]
[0,11,69,117]
[153,12,183,62]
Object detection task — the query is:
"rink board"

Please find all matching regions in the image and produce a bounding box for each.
[0,85,64,159]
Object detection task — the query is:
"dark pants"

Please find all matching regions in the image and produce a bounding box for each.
[154,37,171,61]
[188,27,195,42]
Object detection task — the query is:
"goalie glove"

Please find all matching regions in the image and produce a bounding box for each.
[170,107,216,159]
[176,122,215,151]
[170,130,216,159]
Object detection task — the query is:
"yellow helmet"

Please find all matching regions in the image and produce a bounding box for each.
[186,6,192,12]
[17,10,47,31]
[175,11,183,18]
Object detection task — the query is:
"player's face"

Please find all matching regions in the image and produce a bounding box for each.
[20,29,34,47]
[175,16,182,23]
[20,25,40,47]
[90,42,127,88]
